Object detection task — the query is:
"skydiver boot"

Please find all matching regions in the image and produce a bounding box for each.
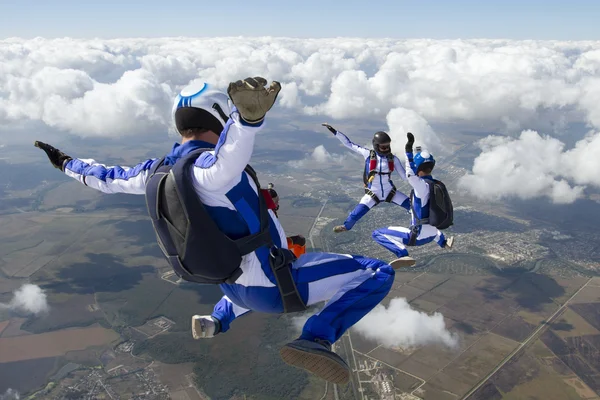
[280,338,350,385]
[191,315,221,339]
[389,257,417,269]
[444,236,455,249]
[333,225,348,233]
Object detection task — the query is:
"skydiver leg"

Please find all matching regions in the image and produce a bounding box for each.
[192,295,251,339]
[335,194,377,232]
[372,226,412,258]
[390,190,411,211]
[373,224,450,256]
[298,254,394,343]
[280,253,394,384]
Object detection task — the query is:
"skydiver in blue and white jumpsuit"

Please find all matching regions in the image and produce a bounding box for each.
[321,124,411,233]
[35,77,396,385]
[372,132,454,268]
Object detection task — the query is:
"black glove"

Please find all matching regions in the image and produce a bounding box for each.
[405,132,415,153]
[227,77,281,124]
[34,141,72,171]
[321,123,337,134]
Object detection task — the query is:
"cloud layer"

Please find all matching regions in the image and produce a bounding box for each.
[3,37,600,135]
[2,36,600,201]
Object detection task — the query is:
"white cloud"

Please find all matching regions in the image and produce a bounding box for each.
[353,297,458,349]
[0,389,20,400]
[290,298,457,350]
[0,284,49,315]
[288,145,348,168]
[458,129,597,204]
[386,107,442,153]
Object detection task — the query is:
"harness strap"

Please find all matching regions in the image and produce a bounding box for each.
[366,151,395,184]
[269,247,307,313]
[409,188,430,226]
[384,186,396,203]
[407,225,420,246]
[364,188,381,205]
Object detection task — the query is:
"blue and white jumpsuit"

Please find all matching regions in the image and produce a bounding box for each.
[371,151,448,258]
[63,107,395,345]
[333,130,410,230]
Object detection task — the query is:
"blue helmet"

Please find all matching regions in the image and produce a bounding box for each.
[414,150,435,173]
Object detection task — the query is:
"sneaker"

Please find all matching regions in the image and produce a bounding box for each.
[445,236,454,249]
[389,256,416,269]
[333,225,348,233]
[280,338,350,384]
[191,315,220,339]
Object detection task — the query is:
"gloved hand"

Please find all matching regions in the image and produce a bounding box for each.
[227,77,281,124]
[191,315,221,339]
[321,123,337,134]
[405,132,415,153]
[34,141,72,171]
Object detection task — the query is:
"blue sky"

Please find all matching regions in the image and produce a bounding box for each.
[1,0,599,40]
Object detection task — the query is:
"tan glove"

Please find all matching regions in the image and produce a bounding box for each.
[227,77,281,124]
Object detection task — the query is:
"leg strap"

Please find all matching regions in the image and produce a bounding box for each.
[269,247,307,313]
[407,225,421,247]
[364,188,381,205]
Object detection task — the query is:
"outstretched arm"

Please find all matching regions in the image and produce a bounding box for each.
[322,123,371,158]
[393,155,408,181]
[404,132,418,175]
[34,140,156,195]
[64,158,157,195]
[405,155,429,198]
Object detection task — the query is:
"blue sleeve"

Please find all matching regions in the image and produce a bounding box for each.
[64,157,158,195]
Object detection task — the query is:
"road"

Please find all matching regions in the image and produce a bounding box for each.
[308,198,329,250]
[462,277,593,399]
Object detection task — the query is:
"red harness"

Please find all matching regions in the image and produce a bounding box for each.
[369,156,394,173]
[366,150,394,185]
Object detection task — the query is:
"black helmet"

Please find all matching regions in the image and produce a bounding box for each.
[372,131,392,154]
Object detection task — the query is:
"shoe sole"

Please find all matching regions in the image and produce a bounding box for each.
[280,345,350,385]
[389,258,416,269]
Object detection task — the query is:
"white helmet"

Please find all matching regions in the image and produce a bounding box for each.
[172,82,232,135]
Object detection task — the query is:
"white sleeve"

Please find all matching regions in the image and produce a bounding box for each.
[63,157,157,195]
[191,108,265,191]
[405,155,429,199]
[393,155,407,181]
[333,130,371,158]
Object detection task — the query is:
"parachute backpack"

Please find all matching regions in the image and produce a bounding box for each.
[411,151,454,230]
[144,148,273,285]
[411,179,454,230]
